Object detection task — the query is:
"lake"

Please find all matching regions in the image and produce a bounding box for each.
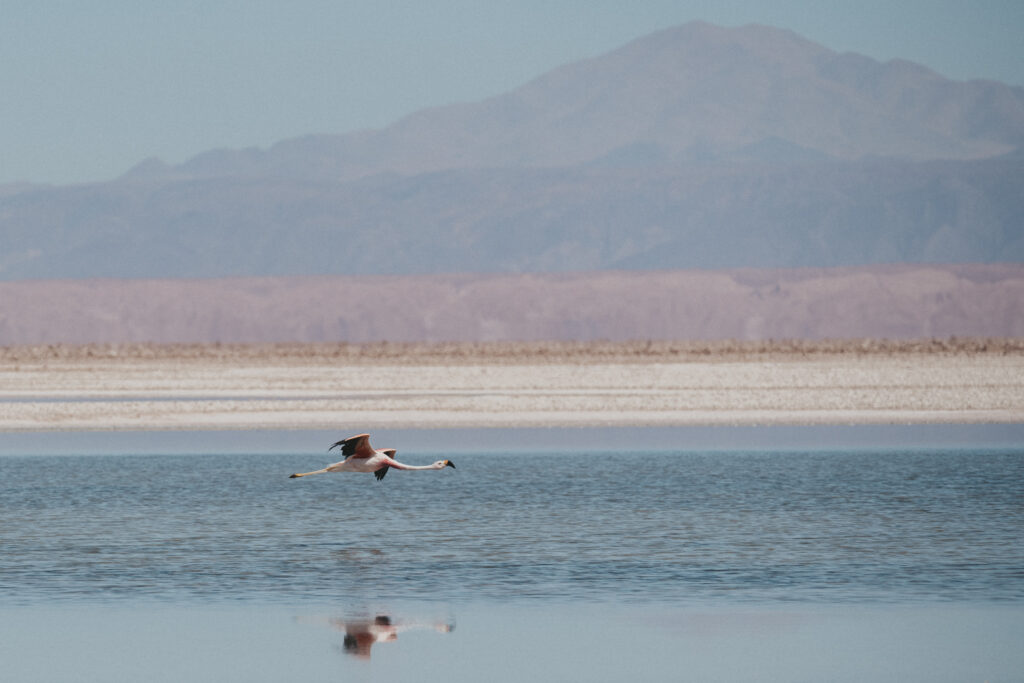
[1,426,1022,681]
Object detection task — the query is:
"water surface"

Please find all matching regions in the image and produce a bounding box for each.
[2,434,1023,682]
[2,447,1021,604]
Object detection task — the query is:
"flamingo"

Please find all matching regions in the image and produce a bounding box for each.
[289,433,455,480]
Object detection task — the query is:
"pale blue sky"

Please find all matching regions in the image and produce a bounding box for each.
[1,0,1021,185]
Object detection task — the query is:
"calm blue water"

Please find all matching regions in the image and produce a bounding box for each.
[2,446,1022,606]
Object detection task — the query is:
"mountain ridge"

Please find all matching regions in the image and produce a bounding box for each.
[119,21,1024,183]
[1,21,1022,283]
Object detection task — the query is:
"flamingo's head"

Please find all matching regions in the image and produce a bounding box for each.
[436,459,456,470]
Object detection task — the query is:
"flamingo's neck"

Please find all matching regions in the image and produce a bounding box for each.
[391,462,442,471]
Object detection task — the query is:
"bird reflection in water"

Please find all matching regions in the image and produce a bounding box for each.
[325,613,454,659]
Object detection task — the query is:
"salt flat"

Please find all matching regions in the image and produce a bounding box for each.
[1,340,1021,431]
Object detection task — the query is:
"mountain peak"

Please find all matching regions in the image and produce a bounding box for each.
[153,22,1022,182]
[419,21,1022,168]
[613,21,832,71]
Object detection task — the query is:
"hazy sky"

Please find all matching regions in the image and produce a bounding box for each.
[2,1,1021,186]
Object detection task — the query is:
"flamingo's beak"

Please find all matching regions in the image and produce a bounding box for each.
[445,460,456,469]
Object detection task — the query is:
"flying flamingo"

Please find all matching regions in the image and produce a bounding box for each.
[289,433,455,481]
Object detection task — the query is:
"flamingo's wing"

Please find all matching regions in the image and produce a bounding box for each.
[329,433,373,458]
[374,449,399,481]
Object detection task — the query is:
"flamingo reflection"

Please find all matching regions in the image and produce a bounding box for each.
[323,613,454,659]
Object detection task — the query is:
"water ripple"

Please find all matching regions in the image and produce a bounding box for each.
[1,448,1022,605]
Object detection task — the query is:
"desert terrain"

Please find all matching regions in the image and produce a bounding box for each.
[2,265,1022,346]
[1,339,1021,431]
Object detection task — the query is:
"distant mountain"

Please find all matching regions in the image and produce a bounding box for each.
[1,22,1023,281]
[134,22,1024,181]
[2,155,1021,279]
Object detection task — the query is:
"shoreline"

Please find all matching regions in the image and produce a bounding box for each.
[2,339,1022,432]
[3,337,1023,364]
